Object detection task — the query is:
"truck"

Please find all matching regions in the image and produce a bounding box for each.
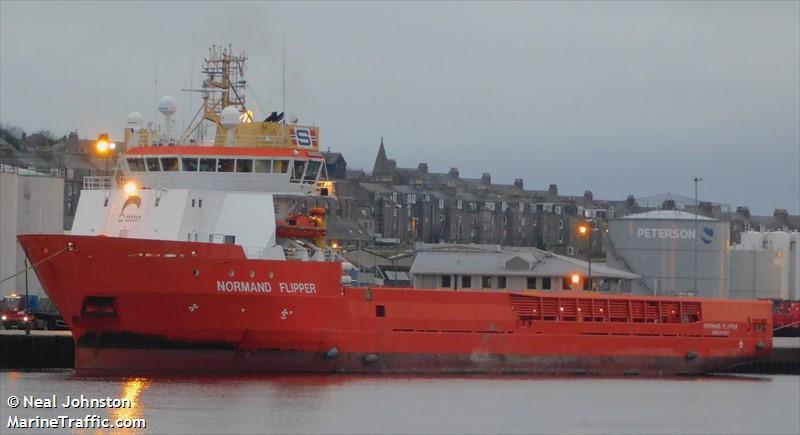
[1,294,67,333]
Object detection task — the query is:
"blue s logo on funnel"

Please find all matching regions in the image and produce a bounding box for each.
[701,227,714,244]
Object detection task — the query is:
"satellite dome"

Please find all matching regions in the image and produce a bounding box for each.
[220,106,241,128]
[158,96,177,115]
[127,112,143,126]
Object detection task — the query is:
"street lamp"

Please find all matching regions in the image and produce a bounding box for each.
[578,221,594,290]
[693,177,703,295]
[95,133,116,177]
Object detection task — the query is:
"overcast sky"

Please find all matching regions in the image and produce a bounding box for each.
[1,1,798,214]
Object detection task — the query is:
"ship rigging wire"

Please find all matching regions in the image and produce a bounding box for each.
[0,246,70,285]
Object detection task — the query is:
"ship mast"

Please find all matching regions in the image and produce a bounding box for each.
[180,44,251,144]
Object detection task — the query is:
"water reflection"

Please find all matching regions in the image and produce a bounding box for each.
[110,377,149,434]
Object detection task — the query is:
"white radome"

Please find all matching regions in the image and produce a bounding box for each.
[220,106,241,128]
[158,96,177,115]
[127,112,143,127]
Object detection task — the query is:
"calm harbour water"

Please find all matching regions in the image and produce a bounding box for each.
[1,370,798,434]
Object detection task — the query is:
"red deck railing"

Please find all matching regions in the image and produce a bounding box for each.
[510,294,701,324]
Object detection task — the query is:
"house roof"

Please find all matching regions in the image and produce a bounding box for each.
[410,244,640,279]
[326,216,372,242]
[622,210,714,221]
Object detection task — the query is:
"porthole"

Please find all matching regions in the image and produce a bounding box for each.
[268,271,274,279]
[192,269,200,277]
[228,270,235,277]
[249,270,256,278]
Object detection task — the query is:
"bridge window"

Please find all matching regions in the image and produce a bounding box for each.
[274,160,289,174]
[182,158,198,172]
[542,277,552,290]
[199,158,216,172]
[304,161,321,183]
[291,161,306,182]
[146,157,161,172]
[217,159,235,172]
[482,276,492,289]
[161,157,179,171]
[127,158,145,172]
[254,159,272,173]
[461,275,472,288]
[236,159,253,173]
[526,277,537,289]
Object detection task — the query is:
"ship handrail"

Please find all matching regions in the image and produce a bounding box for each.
[83,176,114,190]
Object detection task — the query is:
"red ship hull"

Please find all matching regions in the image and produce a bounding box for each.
[19,234,773,376]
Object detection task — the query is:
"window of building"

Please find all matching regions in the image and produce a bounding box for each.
[461,276,472,288]
[457,200,463,210]
[236,159,253,173]
[498,276,507,289]
[542,277,552,290]
[482,276,492,289]
[182,158,199,172]
[439,199,445,209]
[145,157,161,172]
[441,275,451,288]
[526,277,536,289]
[199,158,216,172]
[254,159,272,173]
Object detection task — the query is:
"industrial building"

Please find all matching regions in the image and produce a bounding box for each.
[0,166,64,296]
[410,243,640,292]
[606,210,730,298]
[730,231,800,300]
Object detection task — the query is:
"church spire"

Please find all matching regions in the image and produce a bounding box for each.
[373,136,389,175]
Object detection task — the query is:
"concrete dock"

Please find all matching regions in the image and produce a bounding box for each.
[1,330,798,373]
[0,329,73,369]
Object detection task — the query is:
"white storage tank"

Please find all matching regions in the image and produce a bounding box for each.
[606,210,730,298]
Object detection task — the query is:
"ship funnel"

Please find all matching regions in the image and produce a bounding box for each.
[220,105,241,146]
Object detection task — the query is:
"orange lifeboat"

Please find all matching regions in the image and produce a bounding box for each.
[276,209,327,240]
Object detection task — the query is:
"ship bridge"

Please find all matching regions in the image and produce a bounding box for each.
[121,145,332,197]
